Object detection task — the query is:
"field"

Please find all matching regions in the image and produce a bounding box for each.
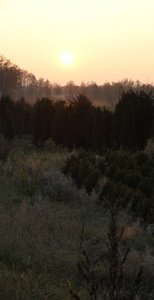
[0,137,154,299]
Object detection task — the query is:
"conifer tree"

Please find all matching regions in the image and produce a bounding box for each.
[118,90,154,148]
[4,106,14,140]
[101,107,113,151]
[120,101,136,149]
[33,100,45,147]
[111,101,123,147]
[92,106,102,152]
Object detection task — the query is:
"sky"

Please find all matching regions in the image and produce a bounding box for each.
[0,0,154,85]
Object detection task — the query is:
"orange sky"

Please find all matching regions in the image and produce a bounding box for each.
[0,0,154,85]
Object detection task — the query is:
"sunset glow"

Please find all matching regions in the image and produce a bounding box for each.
[61,52,73,65]
[0,0,154,85]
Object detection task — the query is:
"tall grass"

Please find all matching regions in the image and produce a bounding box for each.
[0,139,153,299]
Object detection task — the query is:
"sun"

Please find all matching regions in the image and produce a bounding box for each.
[61,52,73,65]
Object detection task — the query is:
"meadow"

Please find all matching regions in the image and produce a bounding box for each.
[0,136,154,299]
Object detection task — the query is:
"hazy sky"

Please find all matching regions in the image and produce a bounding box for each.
[0,0,154,85]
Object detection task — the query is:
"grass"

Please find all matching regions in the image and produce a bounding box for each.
[0,137,153,299]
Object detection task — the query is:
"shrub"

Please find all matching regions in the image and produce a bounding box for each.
[139,177,153,197]
[38,168,80,202]
[140,163,152,177]
[124,170,142,190]
[83,165,101,194]
[17,173,37,196]
[43,138,56,151]
[144,138,154,158]
[95,155,106,174]
[106,162,117,179]
[0,134,11,160]
[99,179,134,208]
[63,150,102,193]
[131,189,149,220]
[105,150,130,168]
[126,155,136,170]
[134,151,149,166]
[113,167,126,182]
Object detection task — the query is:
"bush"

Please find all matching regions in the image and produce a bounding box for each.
[95,155,106,173]
[99,179,134,208]
[105,150,130,168]
[124,170,142,190]
[144,138,154,158]
[140,163,152,177]
[38,168,80,202]
[131,189,152,221]
[134,151,149,166]
[139,177,153,196]
[113,167,126,182]
[42,138,56,152]
[83,165,101,193]
[63,150,102,193]
[0,134,11,160]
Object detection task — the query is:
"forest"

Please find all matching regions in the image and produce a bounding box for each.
[0,89,154,151]
[0,54,154,299]
[1,53,154,106]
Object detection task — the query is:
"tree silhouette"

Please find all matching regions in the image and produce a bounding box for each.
[33,100,45,147]
[93,107,113,153]
[14,98,33,137]
[4,106,14,140]
[69,94,94,149]
[121,90,154,148]
[93,106,102,152]
[0,55,21,95]
[112,90,154,149]
[39,98,54,140]
[111,101,124,147]
[120,101,136,150]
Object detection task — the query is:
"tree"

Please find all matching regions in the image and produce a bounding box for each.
[39,97,54,140]
[33,100,45,147]
[64,81,76,101]
[0,95,14,125]
[101,107,113,151]
[52,100,69,146]
[120,101,137,150]
[93,107,113,153]
[69,94,94,149]
[92,106,102,152]
[112,90,154,149]
[14,98,33,137]
[79,81,87,96]
[111,101,124,147]
[53,83,62,100]
[69,203,143,300]
[121,90,154,148]
[4,106,14,140]
[0,55,21,96]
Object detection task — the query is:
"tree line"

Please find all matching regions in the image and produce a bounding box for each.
[1,54,154,106]
[0,89,154,152]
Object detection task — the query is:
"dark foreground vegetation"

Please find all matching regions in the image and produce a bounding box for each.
[0,84,154,299]
[0,136,154,299]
